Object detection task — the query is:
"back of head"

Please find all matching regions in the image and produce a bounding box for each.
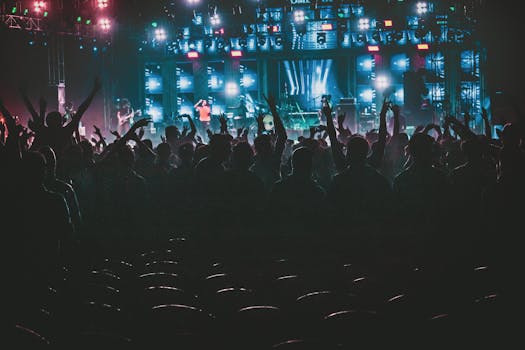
[23,151,47,186]
[157,142,171,160]
[232,141,254,169]
[165,125,180,141]
[408,133,434,164]
[46,111,63,128]
[346,135,370,164]
[292,146,313,175]
[209,134,232,162]
[178,142,195,163]
[501,123,522,147]
[254,134,272,156]
[461,139,482,161]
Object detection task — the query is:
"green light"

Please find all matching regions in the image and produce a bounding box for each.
[450,6,455,12]
[44,11,48,17]
[77,16,82,22]
[11,7,17,14]
[151,22,158,28]
[24,9,28,15]
[86,19,91,25]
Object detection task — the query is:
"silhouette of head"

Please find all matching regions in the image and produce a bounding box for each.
[178,142,194,164]
[232,141,254,170]
[292,147,313,175]
[46,111,63,128]
[346,135,369,165]
[117,145,135,169]
[22,151,47,186]
[79,140,94,164]
[460,139,482,162]
[165,125,180,142]
[157,142,171,162]
[202,100,208,106]
[208,134,231,162]
[408,133,434,165]
[500,123,522,148]
[254,134,272,156]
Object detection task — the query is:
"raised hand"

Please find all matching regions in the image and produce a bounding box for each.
[206,129,213,139]
[263,94,278,111]
[110,130,121,139]
[137,126,145,140]
[130,117,151,131]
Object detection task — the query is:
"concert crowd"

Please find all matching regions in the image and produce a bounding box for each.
[1,77,523,347]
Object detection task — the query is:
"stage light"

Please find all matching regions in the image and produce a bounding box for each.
[317,33,326,45]
[294,10,305,24]
[361,59,373,70]
[416,2,428,15]
[11,6,17,14]
[98,18,111,31]
[358,18,370,31]
[77,16,82,22]
[274,35,283,47]
[86,19,92,25]
[257,35,266,46]
[367,45,380,52]
[321,23,333,31]
[154,28,167,41]
[384,20,393,27]
[270,25,280,33]
[210,14,221,26]
[186,0,200,5]
[226,82,239,96]
[33,1,46,14]
[97,0,109,9]
[417,43,429,50]
[187,51,199,59]
[372,31,381,42]
[360,89,374,103]
[231,50,243,58]
[375,75,390,89]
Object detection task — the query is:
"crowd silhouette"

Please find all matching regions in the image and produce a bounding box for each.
[1,76,523,347]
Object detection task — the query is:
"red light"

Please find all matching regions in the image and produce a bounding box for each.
[417,43,429,50]
[33,1,46,13]
[321,23,333,31]
[367,45,380,52]
[97,0,109,9]
[271,25,279,33]
[187,51,199,59]
[384,20,393,27]
[231,50,243,57]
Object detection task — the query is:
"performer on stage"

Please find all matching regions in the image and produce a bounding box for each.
[117,98,139,135]
[194,98,212,130]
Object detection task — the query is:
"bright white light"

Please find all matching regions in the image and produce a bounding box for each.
[148,106,163,123]
[186,0,200,5]
[34,1,46,13]
[313,81,326,96]
[375,75,390,90]
[294,10,305,24]
[210,14,221,26]
[180,106,193,116]
[97,0,109,9]
[416,2,428,15]
[147,78,161,91]
[180,77,192,89]
[360,89,374,103]
[316,66,322,74]
[155,28,167,41]
[362,59,373,70]
[98,18,111,31]
[395,89,404,101]
[210,76,220,89]
[226,82,239,96]
[358,18,370,31]
[242,76,254,88]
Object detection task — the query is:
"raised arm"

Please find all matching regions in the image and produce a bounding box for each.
[69,77,102,130]
[185,114,197,139]
[19,85,40,124]
[323,102,346,172]
[392,104,401,136]
[481,107,492,139]
[369,98,388,168]
[446,115,477,141]
[265,94,287,159]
